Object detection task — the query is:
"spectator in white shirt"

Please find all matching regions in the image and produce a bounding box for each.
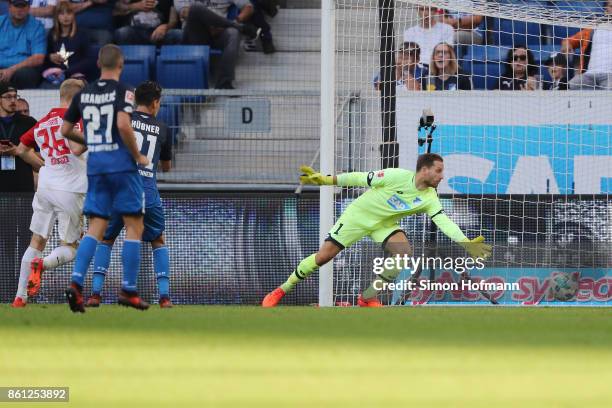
[566,0,612,90]
[403,5,454,66]
[30,0,56,33]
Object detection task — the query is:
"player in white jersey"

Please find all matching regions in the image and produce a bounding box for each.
[10,79,87,307]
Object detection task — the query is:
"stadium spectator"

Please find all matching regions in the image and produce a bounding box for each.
[442,10,484,47]
[42,1,95,87]
[422,42,471,91]
[113,0,178,45]
[0,83,39,192]
[30,0,56,33]
[543,53,569,91]
[16,97,30,115]
[170,0,261,89]
[496,46,538,91]
[561,0,612,90]
[0,0,46,89]
[373,43,426,91]
[397,42,427,90]
[243,0,275,54]
[403,5,454,66]
[69,0,114,46]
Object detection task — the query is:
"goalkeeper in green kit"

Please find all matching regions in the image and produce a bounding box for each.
[262,153,492,307]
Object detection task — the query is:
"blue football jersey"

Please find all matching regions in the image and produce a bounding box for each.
[64,79,137,175]
[131,111,171,207]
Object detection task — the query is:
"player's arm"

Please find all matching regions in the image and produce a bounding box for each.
[159,124,172,172]
[117,111,149,166]
[13,142,44,171]
[428,197,491,258]
[62,93,85,144]
[300,166,401,187]
[68,139,87,156]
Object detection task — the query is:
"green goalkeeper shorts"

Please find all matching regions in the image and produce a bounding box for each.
[325,213,403,249]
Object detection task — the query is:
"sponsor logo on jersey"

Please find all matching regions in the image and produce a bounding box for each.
[125,90,135,106]
[377,171,385,178]
[387,194,410,210]
[413,197,422,205]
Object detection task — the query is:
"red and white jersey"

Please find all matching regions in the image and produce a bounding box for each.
[20,108,87,194]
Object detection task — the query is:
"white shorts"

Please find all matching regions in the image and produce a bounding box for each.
[30,189,85,243]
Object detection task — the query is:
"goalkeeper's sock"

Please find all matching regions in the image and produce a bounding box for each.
[71,235,98,287]
[362,262,402,300]
[280,254,318,293]
[43,245,76,270]
[121,240,141,292]
[153,246,170,298]
[16,246,42,299]
[92,242,112,295]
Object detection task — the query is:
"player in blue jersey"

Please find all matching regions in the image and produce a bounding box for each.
[61,44,150,313]
[84,81,174,308]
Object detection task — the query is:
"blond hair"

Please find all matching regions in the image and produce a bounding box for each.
[60,79,85,103]
[429,42,459,77]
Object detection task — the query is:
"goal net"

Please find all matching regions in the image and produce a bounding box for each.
[331,0,612,306]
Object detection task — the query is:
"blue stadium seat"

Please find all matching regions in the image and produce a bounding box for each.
[552,1,604,14]
[156,45,210,89]
[492,18,547,46]
[470,62,502,90]
[0,0,8,15]
[550,25,582,44]
[119,45,156,88]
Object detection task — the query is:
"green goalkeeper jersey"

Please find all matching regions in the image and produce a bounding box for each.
[336,168,468,243]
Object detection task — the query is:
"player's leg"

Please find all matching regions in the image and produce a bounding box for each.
[28,191,84,298]
[262,215,365,307]
[13,191,53,307]
[66,174,112,313]
[112,171,148,310]
[151,234,172,308]
[142,203,171,308]
[87,213,123,307]
[360,228,412,306]
[13,234,46,307]
[119,214,148,310]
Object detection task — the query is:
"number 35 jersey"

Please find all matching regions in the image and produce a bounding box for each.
[131,111,172,207]
[64,79,136,175]
[20,107,87,193]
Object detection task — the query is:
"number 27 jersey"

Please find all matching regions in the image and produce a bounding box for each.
[64,79,137,175]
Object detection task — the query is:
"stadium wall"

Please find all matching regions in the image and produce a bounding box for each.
[1,192,610,306]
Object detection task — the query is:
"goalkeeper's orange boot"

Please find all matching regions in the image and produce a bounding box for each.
[85,293,101,308]
[262,287,285,307]
[27,257,44,297]
[118,290,150,311]
[11,297,26,308]
[65,283,85,313]
[159,297,173,308]
[357,294,383,308]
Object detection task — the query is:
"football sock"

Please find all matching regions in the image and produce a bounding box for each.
[121,239,141,292]
[280,254,318,293]
[92,242,112,295]
[153,246,170,298]
[71,235,98,287]
[362,260,402,300]
[16,246,42,299]
[43,245,76,270]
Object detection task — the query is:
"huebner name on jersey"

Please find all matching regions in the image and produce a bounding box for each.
[132,120,160,136]
[81,91,116,104]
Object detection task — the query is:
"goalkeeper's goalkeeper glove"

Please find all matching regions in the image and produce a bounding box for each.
[299,165,334,185]
[459,236,492,259]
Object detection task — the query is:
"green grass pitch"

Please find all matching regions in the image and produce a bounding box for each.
[2,305,611,407]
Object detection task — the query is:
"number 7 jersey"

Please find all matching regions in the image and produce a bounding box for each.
[64,79,137,175]
[20,108,87,193]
